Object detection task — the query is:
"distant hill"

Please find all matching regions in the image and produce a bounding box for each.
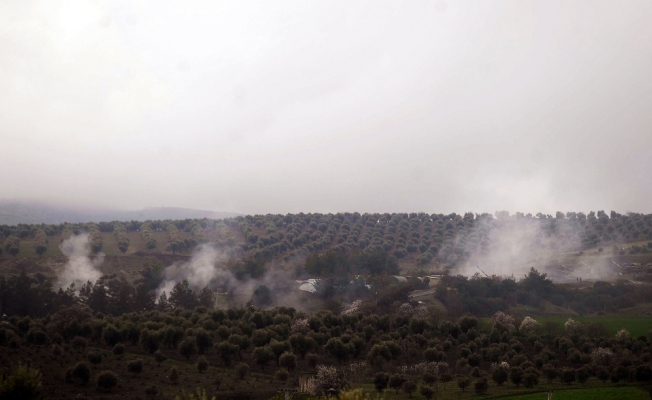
[0,201,242,225]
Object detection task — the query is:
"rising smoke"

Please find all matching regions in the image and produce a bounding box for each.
[57,233,104,289]
[450,215,616,282]
[156,245,234,298]
[156,244,307,308]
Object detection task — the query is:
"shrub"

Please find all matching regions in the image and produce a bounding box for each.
[279,351,297,372]
[402,380,417,397]
[102,325,122,347]
[306,353,319,369]
[388,374,406,393]
[145,385,158,396]
[113,343,125,356]
[71,336,88,351]
[457,376,470,391]
[87,351,103,366]
[275,368,290,381]
[474,377,488,395]
[0,363,42,400]
[197,356,208,373]
[373,372,389,392]
[168,366,179,384]
[140,329,162,354]
[419,385,435,400]
[127,359,143,375]
[96,370,118,392]
[560,368,576,384]
[236,363,249,380]
[155,350,167,365]
[26,329,48,345]
[178,337,198,360]
[72,362,91,385]
[51,344,63,356]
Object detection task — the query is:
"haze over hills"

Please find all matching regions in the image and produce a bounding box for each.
[0,200,242,225]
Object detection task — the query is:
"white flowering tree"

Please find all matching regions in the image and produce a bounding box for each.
[615,328,631,342]
[590,347,614,366]
[519,316,541,334]
[564,318,584,336]
[291,318,310,334]
[316,365,341,394]
[492,311,515,332]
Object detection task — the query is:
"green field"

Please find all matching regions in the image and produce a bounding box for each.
[536,316,652,338]
[482,386,650,400]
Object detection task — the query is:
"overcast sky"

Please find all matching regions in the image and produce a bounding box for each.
[1,1,651,215]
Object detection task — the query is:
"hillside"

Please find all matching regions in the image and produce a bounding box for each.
[0,201,241,225]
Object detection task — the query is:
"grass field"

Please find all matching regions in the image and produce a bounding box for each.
[535,316,652,338]
[358,380,651,400]
[480,386,650,400]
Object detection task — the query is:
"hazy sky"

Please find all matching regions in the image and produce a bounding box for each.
[1,1,651,215]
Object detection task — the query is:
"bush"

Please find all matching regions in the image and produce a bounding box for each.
[419,385,435,400]
[154,350,167,365]
[279,351,297,372]
[474,377,488,395]
[127,359,143,375]
[0,363,42,400]
[102,325,122,347]
[113,343,125,356]
[560,368,576,384]
[71,336,88,351]
[51,344,63,356]
[306,353,319,369]
[168,366,179,384]
[96,370,118,392]
[26,329,48,345]
[275,368,290,381]
[197,356,208,373]
[374,372,389,392]
[72,362,91,385]
[402,381,416,397]
[457,377,470,392]
[145,385,158,396]
[388,375,406,393]
[87,351,103,365]
[236,363,250,380]
[178,337,198,360]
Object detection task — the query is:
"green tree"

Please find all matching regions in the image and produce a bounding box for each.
[178,337,198,360]
[216,342,239,366]
[279,352,297,372]
[457,377,470,392]
[373,372,389,392]
[420,385,435,400]
[140,329,162,354]
[252,346,274,371]
[402,381,416,397]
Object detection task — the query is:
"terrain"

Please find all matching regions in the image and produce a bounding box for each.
[1,211,652,400]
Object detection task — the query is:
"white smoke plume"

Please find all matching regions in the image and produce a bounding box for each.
[450,216,616,282]
[156,244,309,309]
[156,245,234,298]
[57,233,104,289]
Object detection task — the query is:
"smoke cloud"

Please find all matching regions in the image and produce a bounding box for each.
[57,234,104,289]
[450,216,616,282]
[156,244,308,309]
[156,245,234,298]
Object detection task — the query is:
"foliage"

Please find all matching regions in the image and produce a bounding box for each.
[0,363,42,400]
[96,370,118,392]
